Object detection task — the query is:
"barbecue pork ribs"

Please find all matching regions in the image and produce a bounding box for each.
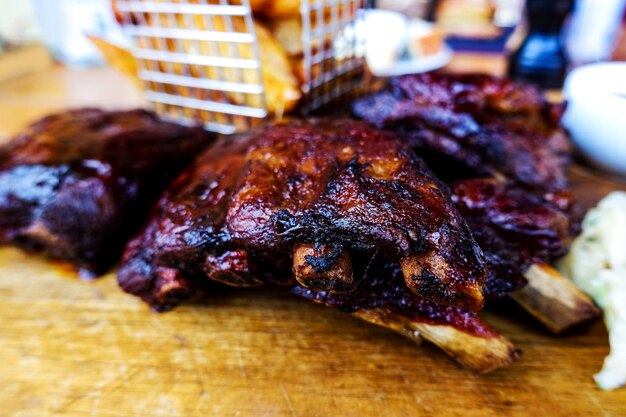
[352,73,580,299]
[118,118,489,312]
[293,260,519,372]
[0,108,212,275]
[118,118,518,371]
[451,178,577,298]
[352,72,571,191]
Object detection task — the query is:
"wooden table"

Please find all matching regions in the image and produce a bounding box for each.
[1,62,626,417]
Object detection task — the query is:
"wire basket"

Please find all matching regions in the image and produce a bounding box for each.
[115,0,367,134]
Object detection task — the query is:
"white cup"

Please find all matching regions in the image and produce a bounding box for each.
[358,10,409,75]
[33,0,123,68]
[563,63,626,177]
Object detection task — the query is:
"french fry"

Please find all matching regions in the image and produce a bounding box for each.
[250,0,301,18]
[185,7,301,116]
[87,35,140,87]
[268,16,304,57]
[254,21,302,116]
[107,0,302,118]
[251,0,359,19]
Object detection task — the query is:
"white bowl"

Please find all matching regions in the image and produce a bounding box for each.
[563,63,626,177]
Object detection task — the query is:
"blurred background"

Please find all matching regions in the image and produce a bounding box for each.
[0,0,624,84]
[0,0,626,87]
[0,0,626,61]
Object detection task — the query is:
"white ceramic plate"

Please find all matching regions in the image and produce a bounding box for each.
[368,44,453,77]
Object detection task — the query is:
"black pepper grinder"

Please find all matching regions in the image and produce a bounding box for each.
[508,0,574,89]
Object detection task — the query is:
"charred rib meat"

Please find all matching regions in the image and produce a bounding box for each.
[117,118,519,371]
[353,73,579,299]
[451,178,577,298]
[118,118,488,312]
[0,108,212,275]
[352,72,571,191]
[293,260,520,372]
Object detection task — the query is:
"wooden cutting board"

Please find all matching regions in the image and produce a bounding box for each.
[2,66,626,417]
[1,164,626,417]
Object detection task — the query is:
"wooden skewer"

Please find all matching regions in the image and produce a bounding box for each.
[511,263,600,334]
[352,307,520,374]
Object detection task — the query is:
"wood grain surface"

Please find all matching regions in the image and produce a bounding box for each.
[2,65,626,417]
[1,172,626,417]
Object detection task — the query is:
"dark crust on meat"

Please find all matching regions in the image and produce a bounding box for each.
[118,118,488,312]
[292,261,499,338]
[0,108,212,275]
[353,72,580,300]
[352,72,571,191]
[451,178,578,298]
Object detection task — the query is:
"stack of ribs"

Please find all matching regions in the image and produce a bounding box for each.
[0,73,601,373]
[118,118,519,372]
[0,109,212,276]
[353,72,599,333]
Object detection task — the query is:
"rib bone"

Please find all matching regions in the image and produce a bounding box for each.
[401,252,484,312]
[205,250,263,287]
[352,307,520,373]
[511,263,600,334]
[292,243,355,293]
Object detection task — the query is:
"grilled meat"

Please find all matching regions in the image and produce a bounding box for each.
[352,72,579,299]
[451,178,577,298]
[118,118,488,312]
[0,108,212,275]
[352,72,571,191]
[293,260,520,373]
[293,259,494,333]
[117,118,518,371]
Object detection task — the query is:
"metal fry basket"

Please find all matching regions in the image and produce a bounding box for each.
[115,0,367,134]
